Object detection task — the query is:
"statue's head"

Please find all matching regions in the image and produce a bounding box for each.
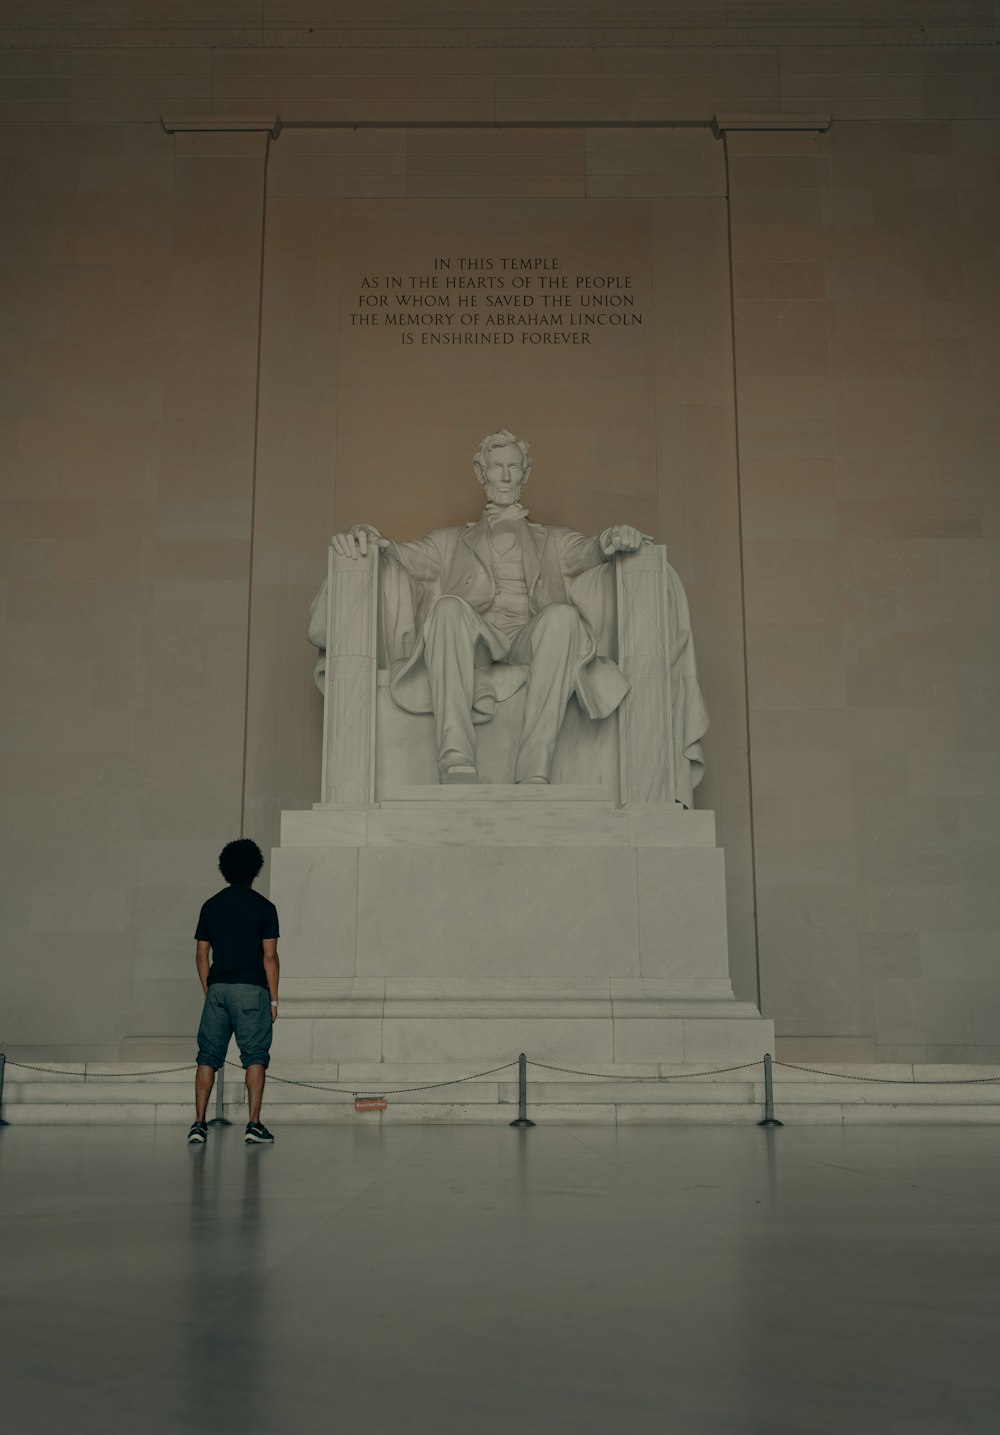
[473,428,532,508]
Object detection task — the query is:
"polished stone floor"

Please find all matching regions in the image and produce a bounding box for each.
[1,1123,998,1435]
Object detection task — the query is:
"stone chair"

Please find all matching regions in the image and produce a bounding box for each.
[309,542,709,808]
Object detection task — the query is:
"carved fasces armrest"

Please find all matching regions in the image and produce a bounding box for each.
[308,542,418,677]
[316,542,424,803]
[320,545,380,805]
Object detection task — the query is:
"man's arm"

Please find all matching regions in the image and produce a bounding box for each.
[263,938,280,1018]
[195,941,211,996]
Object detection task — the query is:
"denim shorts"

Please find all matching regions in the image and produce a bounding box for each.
[196,983,273,1070]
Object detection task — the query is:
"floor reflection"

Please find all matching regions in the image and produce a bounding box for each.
[184,1135,269,1430]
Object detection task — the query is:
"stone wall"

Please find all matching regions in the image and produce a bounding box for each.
[729,112,1000,1060]
[0,2,997,1061]
[0,116,272,1057]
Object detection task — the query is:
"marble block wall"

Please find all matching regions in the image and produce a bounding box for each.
[0,117,273,1057]
[729,110,1000,1062]
[0,2,998,1063]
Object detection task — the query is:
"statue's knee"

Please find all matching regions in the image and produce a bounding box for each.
[536,602,581,637]
[426,595,469,632]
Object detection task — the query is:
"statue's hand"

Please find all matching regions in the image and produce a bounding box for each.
[600,524,652,557]
[331,524,391,560]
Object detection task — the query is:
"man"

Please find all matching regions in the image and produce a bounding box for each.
[330,429,647,784]
[187,838,280,1146]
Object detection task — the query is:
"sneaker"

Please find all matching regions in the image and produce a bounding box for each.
[244,1121,274,1145]
[187,1121,208,1144]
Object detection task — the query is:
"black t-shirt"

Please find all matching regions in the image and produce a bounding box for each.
[195,885,280,989]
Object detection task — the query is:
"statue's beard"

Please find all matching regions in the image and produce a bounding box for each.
[483,483,526,507]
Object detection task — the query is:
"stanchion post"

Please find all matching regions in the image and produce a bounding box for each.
[208,1063,232,1127]
[0,1053,9,1127]
[757,1052,783,1128]
[509,1053,535,1128]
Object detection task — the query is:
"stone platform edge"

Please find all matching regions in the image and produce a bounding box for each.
[280,801,718,848]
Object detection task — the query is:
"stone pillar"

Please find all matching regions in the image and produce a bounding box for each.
[322,547,379,806]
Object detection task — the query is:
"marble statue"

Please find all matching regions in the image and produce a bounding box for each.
[282,445,762,1100]
[326,429,648,784]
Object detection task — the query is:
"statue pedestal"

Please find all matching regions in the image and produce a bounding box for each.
[267,789,772,1101]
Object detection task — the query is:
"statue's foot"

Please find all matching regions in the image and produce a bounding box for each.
[517,776,549,785]
[440,764,478,785]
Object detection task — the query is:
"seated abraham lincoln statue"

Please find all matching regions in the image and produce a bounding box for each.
[325,428,648,785]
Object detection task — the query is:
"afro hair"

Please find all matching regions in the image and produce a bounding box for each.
[218,838,264,887]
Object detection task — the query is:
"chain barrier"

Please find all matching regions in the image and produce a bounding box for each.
[0,1056,520,1100]
[248,1058,520,1098]
[527,1059,761,1081]
[4,1061,194,1078]
[4,1053,1000,1133]
[223,1062,355,1097]
[8,1055,1000,1087]
[11,1056,998,1084]
[774,1060,1000,1086]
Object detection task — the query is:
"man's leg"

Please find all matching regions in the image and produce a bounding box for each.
[422,596,483,779]
[245,1064,266,1124]
[508,604,586,783]
[193,987,229,1131]
[234,986,274,1139]
[194,1064,215,1122]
